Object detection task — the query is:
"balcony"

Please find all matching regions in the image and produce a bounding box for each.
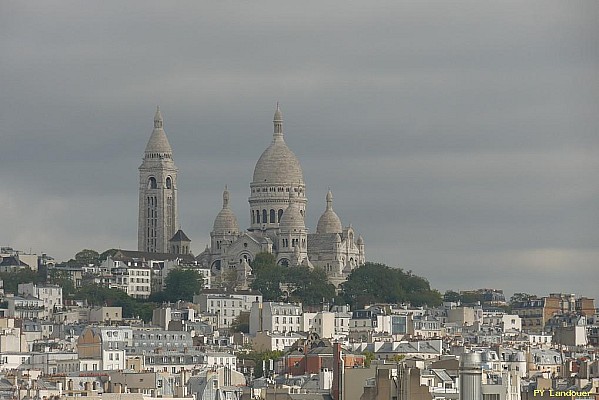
[15,305,45,311]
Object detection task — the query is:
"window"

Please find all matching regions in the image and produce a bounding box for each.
[166,177,172,189]
[148,177,157,189]
[270,209,276,223]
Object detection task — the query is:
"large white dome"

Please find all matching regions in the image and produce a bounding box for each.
[252,105,304,185]
[253,139,304,184]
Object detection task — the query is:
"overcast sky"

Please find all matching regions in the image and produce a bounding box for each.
[1,1,598,300]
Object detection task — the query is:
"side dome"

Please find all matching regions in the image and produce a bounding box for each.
[316,190,343,234]
[252,105,304,184]
[280,199,305,232]
[213,188,239,234]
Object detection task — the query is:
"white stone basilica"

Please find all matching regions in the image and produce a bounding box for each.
[139,105,365,286]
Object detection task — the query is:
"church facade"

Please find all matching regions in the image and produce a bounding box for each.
[138,105,365,286]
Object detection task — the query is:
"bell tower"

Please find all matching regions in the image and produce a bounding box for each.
[138,107,179,253]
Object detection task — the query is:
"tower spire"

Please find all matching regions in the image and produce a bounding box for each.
[273,102,283,138]
[154,106,163,129]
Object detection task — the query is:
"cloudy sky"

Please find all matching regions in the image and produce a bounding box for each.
[1,1,598,299]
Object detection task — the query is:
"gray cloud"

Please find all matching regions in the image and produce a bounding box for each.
[1,1,598,299]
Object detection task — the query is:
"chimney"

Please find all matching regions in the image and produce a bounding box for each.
[331,342,344,400]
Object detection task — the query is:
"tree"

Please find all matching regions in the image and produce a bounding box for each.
[362,351,376,367]
[75,283,156,321]
[342,263,406,307]
[0,268,39,294]
[47,269,76,297]
[68,249,100,267]
[510,292,534,304]
[285,266,336,306]
[163,269,203,302]
[99,248,119,263]
[221,268,239,292]
[230,312,250,333]
[341,262,441,308]
[250,259,336,306]
[251,264,285,301]
[237,350,284,378]
[443,290,461,302]
[250,252,277,273]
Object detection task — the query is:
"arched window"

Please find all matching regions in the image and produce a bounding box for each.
[270,209,276,223]
[252,211,255,224]
[262,209,267,224]
[300,209,304,217]
[166,177,172,189]
[278,209,284,222]
[256,210,260,224]
[148,177,157,189]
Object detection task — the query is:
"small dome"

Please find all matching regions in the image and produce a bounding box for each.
[213,188,239,234]
[145,106,173,155]
[316,190,342,234]
[252,105,304,185]
[280,198,305,232]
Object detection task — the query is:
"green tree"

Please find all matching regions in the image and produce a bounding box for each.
[362,351,376,367]
[341,262,441,308]
[0,268,39,294]
[285,266,336,306]
[75,283,156,322]
[47,269,76,298]
[67,249,100,267]
[250,252,277,273]
[99,249,119,263]
[460,292,484,305]
[342,263,405,307]
[510,292,534,304]
[251,264,285,301]
[163,269,203,302]
[443,290,461,302]
[230,312,250,333]
[221,268,239,292]
[237,351,284,378]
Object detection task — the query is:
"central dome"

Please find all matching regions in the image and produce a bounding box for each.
[253,140,304,184]
[252,105,304,185]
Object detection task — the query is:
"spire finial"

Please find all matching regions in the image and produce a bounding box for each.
[223,186,230,208]
[273,103,283,137]
[154,106,163,129]
[326,189,333,210]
